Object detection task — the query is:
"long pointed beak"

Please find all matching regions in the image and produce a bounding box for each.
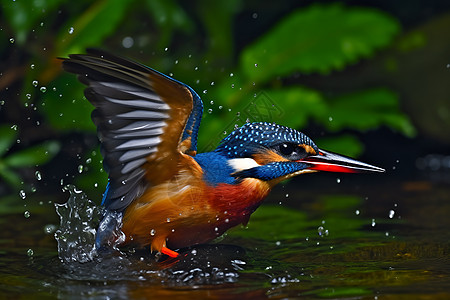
[299,149,385,173]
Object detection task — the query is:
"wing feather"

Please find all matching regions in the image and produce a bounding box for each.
[62,49,203,211]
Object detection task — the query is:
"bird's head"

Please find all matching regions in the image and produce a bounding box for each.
[216,122,384,185]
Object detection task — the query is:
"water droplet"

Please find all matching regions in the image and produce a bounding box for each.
[24,210,31,218]
[26,93,31,100]
[371,218,376,227]
[44,224,56,234]
[150,229,156,236]
[27,249,34,256]
[35,171,42,181]
[275,241,281,246]
[210,81,215,86]
[40,86,47,93]
[229,73,234,77]
[164,47,169,51]
[166,218,171,223]
[77,165,83,173]
[389,209,395,219]
[32,80,39,87]
[285,193,289,198]
[30,64,35,69]
[336,178,341,183]
[318,226,324,236]
[252,13,258,19]
[191,249,197,255]
[208,108,213,114]
[254,63,258,67]
[68,27,74,34]
[122,36,134,48]
[355,209,360,215]
[9,37,15,44]
[328,116,333,122]
[203,89,207,94]
[19,190,26,199]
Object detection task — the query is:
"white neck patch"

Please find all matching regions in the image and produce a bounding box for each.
[227,157,261,172]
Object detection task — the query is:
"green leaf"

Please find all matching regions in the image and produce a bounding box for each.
[144,0,194,47]
[74,148,108,203]
[39,74,96,132]
[0,166,22,187]
[0,125,17,157]
[264,87,327,129]
[55,0,133,56]
[4,141,60,168]
[195,0,241,59]
[241,4,400,82]
[324,88,416,136]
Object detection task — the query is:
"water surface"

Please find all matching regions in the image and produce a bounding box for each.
[1,174,449,299]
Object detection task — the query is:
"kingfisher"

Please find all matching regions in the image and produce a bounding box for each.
[62,49,384,258]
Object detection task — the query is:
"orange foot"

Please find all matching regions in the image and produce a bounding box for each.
[161,246,179,258]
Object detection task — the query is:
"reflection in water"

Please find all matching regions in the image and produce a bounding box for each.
[1,178,450,298]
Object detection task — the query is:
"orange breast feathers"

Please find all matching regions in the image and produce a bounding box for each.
[120,154,271,252]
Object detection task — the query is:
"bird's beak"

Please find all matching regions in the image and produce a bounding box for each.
[299,149,385,173]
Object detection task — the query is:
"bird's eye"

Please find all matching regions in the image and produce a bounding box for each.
[276,143,307,160]
[279,143,296,156]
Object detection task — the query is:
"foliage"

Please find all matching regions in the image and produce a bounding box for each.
[0,126,60,188]
[241,4,400,79]
[0,0,416,196]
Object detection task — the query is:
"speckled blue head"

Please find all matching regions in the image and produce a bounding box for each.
[216,122,319,158]
[196,121,383,185]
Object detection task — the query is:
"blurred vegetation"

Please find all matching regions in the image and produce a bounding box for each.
[0,1,417,201]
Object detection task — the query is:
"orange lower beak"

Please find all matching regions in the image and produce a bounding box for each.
[299,149,385,173]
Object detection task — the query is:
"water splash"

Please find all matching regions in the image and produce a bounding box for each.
[52,185,247,285]
[54,185,104,263]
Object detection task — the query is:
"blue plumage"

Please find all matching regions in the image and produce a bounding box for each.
[216,122,319,158]
[194,152,237,186]
[62,50,384,256]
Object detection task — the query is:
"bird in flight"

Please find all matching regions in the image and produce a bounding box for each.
[62,49,384,258]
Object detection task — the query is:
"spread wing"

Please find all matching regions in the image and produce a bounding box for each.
[62,49,203,211]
